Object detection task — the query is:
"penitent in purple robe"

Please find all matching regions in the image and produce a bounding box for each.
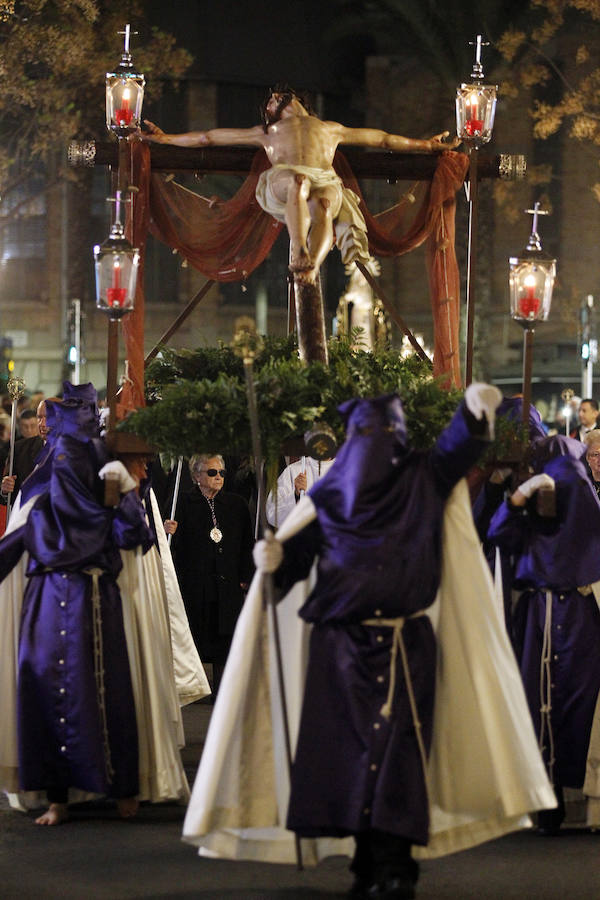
[0,401,153,800]
[487,436,600,789]
[275,395,488,846]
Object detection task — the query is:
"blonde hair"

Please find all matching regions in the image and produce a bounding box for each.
[584,430,600,449]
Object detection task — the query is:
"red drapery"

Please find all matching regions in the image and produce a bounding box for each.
[119,143,468,413]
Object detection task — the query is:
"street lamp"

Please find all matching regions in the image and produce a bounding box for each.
[105,24,145,139]
[509,202,556,429]
[456,35,498,386]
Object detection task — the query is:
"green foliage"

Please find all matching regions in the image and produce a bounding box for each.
[0,1,192,204]
[124,334,464,469]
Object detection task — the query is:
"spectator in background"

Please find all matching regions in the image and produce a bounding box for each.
[0,398,49,507]
[171,454,254,695]
[570,398,599,441]
[18,409,39,439]
[266,455,335,528]
[584,430,600,499]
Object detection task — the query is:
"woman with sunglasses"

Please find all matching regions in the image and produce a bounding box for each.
[171,454,254,696]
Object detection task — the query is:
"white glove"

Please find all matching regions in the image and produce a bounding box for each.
[517,473,555,499]
[253,531,283,573]
[465,382,503,439]
[98,460,137,494]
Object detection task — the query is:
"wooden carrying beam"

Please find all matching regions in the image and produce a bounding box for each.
[68,141,526,182]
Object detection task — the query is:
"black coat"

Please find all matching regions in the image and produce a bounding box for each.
[172,487,254,662]
[0,436,44,505]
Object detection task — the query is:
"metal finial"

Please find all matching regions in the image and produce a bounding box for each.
[117,24,138,66]
[469,35,490,80]
[524,201,550,252]
[7,376,25,401]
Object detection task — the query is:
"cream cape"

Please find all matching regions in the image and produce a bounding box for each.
[182,480,556,862]
[0,489,205,808]
[255,164,370,266]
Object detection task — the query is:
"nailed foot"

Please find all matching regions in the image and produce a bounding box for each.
[35,802,69,826]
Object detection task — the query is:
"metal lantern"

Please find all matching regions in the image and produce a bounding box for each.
[509,202,556,430]
[509,203,556,329]
[105,24,145,138]
[94,192,139,319]
[456,35,497,148]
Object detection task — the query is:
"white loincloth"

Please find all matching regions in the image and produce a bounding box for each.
[182,482,556,863]
[255,164,371,265]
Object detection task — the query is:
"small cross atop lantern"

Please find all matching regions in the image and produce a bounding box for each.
[94,191,140,319]
[509,203,556,328]
[456,36,497,149]
[106,24,145,138]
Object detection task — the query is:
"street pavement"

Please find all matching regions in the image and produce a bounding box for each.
[1,703,599,899]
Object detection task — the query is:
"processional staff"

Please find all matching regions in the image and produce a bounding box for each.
[167,457,183,547]
[232,319,303,871]
[5,376,26,521]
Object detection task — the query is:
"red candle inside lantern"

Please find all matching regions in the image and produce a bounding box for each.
[106,261,127,307]
[115,87,133,127]
[519,279,541,318]
[465,92,483,136]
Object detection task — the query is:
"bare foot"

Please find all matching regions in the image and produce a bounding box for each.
[117,796,139,819]
[35,802,68,825]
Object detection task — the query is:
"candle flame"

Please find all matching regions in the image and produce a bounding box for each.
[524,273,536,288]
[468,92,478,106]
[122,87,130,101]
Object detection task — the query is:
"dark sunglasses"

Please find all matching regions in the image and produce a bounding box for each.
[203,468,226,477]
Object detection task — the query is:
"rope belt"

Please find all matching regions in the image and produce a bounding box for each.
[362,610,429,791]
[539,589,555,782]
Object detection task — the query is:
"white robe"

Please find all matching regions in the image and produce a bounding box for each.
[182,480,556,862]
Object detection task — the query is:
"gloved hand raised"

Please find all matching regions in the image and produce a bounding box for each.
[515,473,555,500]
[253,530,283,573]
[98,460,137,494]
[465,383,503,439]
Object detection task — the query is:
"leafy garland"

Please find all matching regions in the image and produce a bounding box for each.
[122,334,466,479]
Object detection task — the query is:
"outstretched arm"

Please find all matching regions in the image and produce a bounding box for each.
[335,123,460,153]
[140,119,266,148]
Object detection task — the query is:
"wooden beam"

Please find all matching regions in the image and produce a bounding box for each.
[68,141,526,182]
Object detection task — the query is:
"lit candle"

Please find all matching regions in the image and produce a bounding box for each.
[115,86,133,126]
[465,91,483,136]
[107,260,126,307]
[519,275,541,318]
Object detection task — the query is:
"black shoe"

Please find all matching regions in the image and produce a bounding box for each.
[366,877,416,899]
[537,806,564,836]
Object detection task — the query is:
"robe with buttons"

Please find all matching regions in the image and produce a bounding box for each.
[0,430,153,799]
[487,438,600,789]
[275,397,487,845]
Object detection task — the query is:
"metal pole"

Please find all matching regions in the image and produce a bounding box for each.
[465,148,479,386]
[522,327,534,433]
[5,376,25,521]
[73,298,81,385]
[167,457,183,547]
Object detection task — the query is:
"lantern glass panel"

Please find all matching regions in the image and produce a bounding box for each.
[509,258,556,324]
[94,246,139,319]
[106,74,145,135]
[456,84,497,146]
